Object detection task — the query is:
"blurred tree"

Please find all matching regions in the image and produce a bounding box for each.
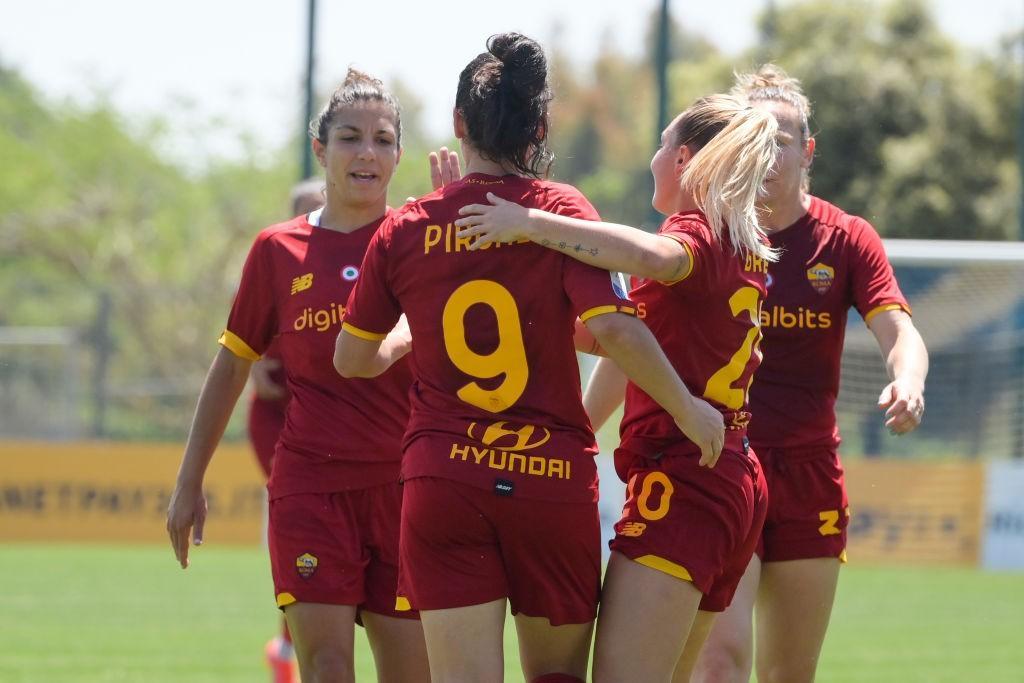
[0,65,293,436]
[756,0,1020,239]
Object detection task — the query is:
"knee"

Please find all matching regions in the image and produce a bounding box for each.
[692,637,752,683]
[301,648,355,683]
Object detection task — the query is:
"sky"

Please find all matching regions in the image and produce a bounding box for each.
[1,0,1021,164]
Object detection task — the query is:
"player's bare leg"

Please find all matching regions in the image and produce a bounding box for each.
[361,610,430,683]
[593,551,703,683]
[689,555,761,682]
[670,611,717,682]
[284,602,357,683]
[514,613,594,682]
[419,598,506,683]
[755,558,840,683]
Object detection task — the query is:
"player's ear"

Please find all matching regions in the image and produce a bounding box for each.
[676,145,694,173]
[312,138,327,168]
[453,108,466,140]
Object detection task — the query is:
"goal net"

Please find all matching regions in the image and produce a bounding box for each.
[837,239,1024,459]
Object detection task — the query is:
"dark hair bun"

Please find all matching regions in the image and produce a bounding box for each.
[487,33,547,100]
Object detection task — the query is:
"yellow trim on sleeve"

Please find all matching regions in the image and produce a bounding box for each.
[659,235,696,285]
[341,321,388,341]
[395,596,412,611]
[276,592,297,608]
[218,330,260,361]
[579,305,620,323]
[633,554,694,582]
[863,303,908,324]
[617,305,637,316]
[839,549,848,564]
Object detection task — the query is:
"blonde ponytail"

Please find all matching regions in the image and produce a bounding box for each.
[675,95,779,262]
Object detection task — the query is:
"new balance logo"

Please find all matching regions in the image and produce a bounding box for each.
[619,522,647,537]
[291,273,314,295]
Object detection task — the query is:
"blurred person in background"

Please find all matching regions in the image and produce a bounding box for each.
[166,69,432,683]
[335,32,726,683]
[456,93,778,682]
[247,177,322,683]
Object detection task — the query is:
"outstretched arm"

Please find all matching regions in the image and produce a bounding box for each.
[868,309,928,434]
[456,193,688,281]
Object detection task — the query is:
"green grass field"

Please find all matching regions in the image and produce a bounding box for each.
[2,544,1022,682]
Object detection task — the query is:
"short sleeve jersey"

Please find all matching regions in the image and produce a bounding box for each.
[342,173,636,503]
[618,212,768,475]
[220,212,413,499]
[747,196,910,449]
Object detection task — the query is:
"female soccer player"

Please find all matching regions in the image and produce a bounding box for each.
[166,69,430,683]
[687,65,929,683]
[454,93,780,681]
[335,33,725,683]
[246,178,323,683]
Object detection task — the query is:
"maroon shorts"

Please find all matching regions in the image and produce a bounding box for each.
[268,483,416,620]
[398,476,601,626]
[610,446,768,612]
[248,397,286,478]
[754,446,849,563]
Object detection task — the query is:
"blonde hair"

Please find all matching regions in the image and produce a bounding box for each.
[732,63,812,191]
[674,94,779,262]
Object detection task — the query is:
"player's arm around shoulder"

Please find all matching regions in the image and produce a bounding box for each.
[868,308,929,435]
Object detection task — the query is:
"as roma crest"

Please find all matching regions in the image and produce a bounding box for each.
[296,552,318,580]
[806,262,835,295]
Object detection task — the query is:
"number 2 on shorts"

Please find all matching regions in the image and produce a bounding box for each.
[442,279,529,413]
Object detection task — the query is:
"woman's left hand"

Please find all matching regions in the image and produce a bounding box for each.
[455,192,532,250]
[878,378,925,435]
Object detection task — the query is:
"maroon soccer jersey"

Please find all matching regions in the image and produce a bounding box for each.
[342,173,635,503]
[747,196,910,449]
[618,211,768,474]
[221,212,413,499]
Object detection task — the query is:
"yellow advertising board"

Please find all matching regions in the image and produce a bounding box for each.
[845,460,984,565]
[0,441,265,545]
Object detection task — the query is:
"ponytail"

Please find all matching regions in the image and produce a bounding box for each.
[674,95,779,262]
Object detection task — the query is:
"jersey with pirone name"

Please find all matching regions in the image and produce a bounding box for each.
[618,211,768,478]
[342,173,636,503]
[220,212,413,500]
[747,195,910,449]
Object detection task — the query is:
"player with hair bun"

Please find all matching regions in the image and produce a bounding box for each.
[336,32,724,683]
[457,92,778,681]
[167,68,431,683]
[689,63,929,683]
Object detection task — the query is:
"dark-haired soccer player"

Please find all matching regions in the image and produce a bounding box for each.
[335,32,724,683]
[167,69,430,683]
[456,93,779,682]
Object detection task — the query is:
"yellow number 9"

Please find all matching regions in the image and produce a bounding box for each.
[442,280,529,413]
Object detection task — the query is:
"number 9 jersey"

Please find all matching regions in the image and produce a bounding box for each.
[342,173,636,504]
[619,211,769,475]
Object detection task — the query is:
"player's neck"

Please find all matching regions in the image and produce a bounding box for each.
[462,145,517,177]
[760,192,812,234]
[317,199,387,233]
